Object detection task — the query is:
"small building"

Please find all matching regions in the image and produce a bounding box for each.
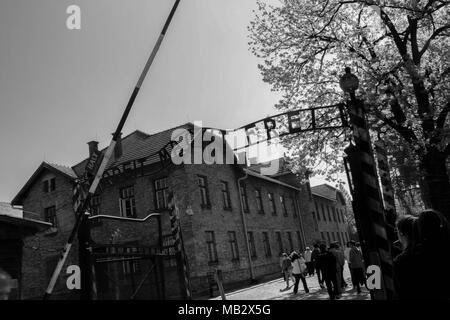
[0,202,51,299]
[11,123,319,299]
[311,184,351,247]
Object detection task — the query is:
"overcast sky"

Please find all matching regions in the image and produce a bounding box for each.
[0,0,330,202]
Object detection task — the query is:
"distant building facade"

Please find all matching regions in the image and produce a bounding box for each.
[311,184,351,247]
[11,123,319,299]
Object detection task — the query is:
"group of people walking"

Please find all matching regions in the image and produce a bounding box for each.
[280,209,450,300]
[280,240,366,299]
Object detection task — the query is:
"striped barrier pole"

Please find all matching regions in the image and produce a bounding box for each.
[43,0,182,300]
[168,193,192,299]
[344,98,395,300]
[374,140,399,251]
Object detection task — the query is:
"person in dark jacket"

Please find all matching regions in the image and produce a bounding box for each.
[316,244,339,299]
[394,210,450,300]
[311,244,324,289]
[349,240,365,294]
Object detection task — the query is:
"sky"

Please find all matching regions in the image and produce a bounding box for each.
[0,0,331,202]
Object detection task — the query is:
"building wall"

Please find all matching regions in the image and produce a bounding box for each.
[21,170,79,299]
[179,164,316,296]
[17,162,318,299]
[312,195,350,246]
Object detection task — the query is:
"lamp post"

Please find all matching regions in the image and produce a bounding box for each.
[340,68,395,300]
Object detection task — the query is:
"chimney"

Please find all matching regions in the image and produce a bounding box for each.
[87,141,99,157]
[114,132,123,159]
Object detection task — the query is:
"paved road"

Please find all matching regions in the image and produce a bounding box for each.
[211,263,370,301]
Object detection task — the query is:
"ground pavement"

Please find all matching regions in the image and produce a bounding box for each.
[211,263,370,301]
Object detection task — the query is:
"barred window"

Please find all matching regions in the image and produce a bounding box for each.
[287,232,293,253]
[44,206,57,227]
[228,231,239,260]
[198,175,210,207]
[262,232,271,257]
[205,231,218,263]
[248,231,257,258]
[155,177,169,210]
[119,186,136,218]
[315,202,321,221]
[255,190,264,213]
[268,193,276,216]
[43,178,56,193]
[240,184,249,213]
[276,231,283,255]
[321,203,326,221]
[280,196,288,217]
[221,181,232,210]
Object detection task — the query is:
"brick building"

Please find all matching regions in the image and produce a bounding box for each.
[11,123,319,299]
[311,184,351,247]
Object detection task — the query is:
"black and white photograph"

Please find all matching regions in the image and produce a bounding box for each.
[0,0,449,311]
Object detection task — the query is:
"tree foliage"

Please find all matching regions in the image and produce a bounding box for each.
[248,0,450,188]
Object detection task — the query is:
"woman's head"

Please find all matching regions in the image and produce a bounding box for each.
[415,209,450,249]
[396,215,417,250]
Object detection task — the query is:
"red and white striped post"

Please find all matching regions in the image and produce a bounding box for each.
[341,68,395,300]
[168,192,192,299]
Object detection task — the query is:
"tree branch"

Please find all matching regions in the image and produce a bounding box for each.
[419,24,450,58]
[436,101,450,129]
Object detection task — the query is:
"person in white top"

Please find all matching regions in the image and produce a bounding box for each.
[304,247,314,276]
[290,251,310,295]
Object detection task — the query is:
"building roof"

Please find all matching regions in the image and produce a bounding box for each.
[0,202,51,231]
[72,124,195,176]
[244,169,300,191]
[0,202,22,218]
[311,184,346,204]
[11,162,78,206]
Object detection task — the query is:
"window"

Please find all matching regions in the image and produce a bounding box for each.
[326,232,331,245]
[255,190,264,214]
[268,193,276,216]
[205,231,218,263]
[337,232,342,245]
[337,208,341,223]
[43,178,56,193]
[287,232,293,253]
[296,231,302,250]
[228,231,239,260]
[315,202,321,221]
[240,184,249,213]
[248,231,257,258]
[197,175,210,207]
[276,232,283,255]
[332,232,336,241]
[90,195,101,216]
[119,186,136,218]
[327,206,332,221]
[332,207,337,222]
[221,181,232,210]
[312,212,318,231]
[320,232,325,241]
[154,177,169,210]
[321,203,326,221]
[122,247,141,276]
[44,206,57,227]
[262,232,271,257]
[280,196,288,217]
[291,197,297,218]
